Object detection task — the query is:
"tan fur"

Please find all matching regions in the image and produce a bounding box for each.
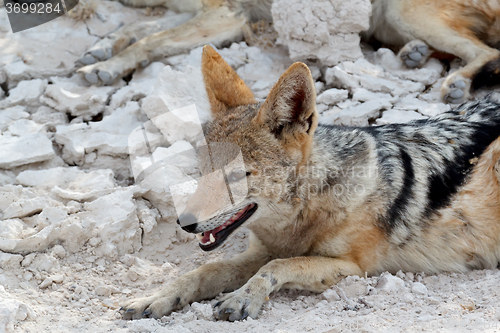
[369,0,500,102]
[79,0,500,104]
[202,45,256,114]
[255,62,318,167]
[121,47,500,322]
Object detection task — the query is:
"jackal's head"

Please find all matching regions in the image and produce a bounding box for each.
[177,45,318,251]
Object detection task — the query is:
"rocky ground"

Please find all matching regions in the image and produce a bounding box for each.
[0,1,500,332]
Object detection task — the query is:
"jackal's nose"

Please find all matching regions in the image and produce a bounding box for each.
[177,213,198,233]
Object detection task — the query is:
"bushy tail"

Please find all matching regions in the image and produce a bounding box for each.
[472,57,500,91]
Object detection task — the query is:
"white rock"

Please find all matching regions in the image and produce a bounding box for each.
[42,274,63,287]
[0,219,24,239]
[41,75,121,119]
[0,13,97,88]
[392,62,443,86]
[166,43,288,100]
[83,0,151,37]
[318,108,342,125]
[120,254,136,267]
[142,65,210,125]
[57,216,86,253]
[236,53,284,99]
[0,133,55,168]
[0,253,23,269]
[55,101,147,166]
[394,96,451,117]
[74,188,142,257]
[419,103,452,117]
[418,78,447,104]
[325,65,360,89]
[316,89,349,106]
[0,171,15,186]
[39,278,54,289]
[316,103,329,114]
[191,302,213,320]
[411,282,428,296]
[309,66,321,80]
[0,79,47,108]
[29,253,59,272]
[376,109,428,125]
[0,185,23,211]
[51,245,66,259]
[138,164,191,219]
[375,273,406,294]
[21,253,36,268]
[2,196,62,219]
[0,106,30,132]
[0,0,149,89]
[370,48,404,71]
[16,167,115,191]
[168,42,253,71]
[7,119,43,136]
[109,62,166,110]
[136,199,160,234]
[0,286,35,333]
[352,88,395,103]
[272,0,371,66]
[332,98,392,126]
[126,319,162,332]
[159,104,207,147]
[322,288,341,302]
[132,140,196,180]
[326,59,425,97]
[0,207,68,254]
[371,49,444,86]
[95,285,113,297]
[315,82,325,95]
[31,106,67,125]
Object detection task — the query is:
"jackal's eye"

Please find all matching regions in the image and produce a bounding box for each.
[228,169,247,182]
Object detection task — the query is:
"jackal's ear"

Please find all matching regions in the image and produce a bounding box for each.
[201,45,256,115]
[255,62,318,147]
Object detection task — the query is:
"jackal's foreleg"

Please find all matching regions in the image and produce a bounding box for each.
[120,237,270,319]
[78,6,248,85]
[215,256,362,321]
[77,13,193,66]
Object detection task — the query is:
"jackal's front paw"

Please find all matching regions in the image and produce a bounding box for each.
[441,75,471,104]
[399,40,429,68]
[120,294,182,320]
[77,61,120,85]
[214,288,266,321]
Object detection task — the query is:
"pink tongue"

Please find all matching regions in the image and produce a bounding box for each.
[201,206,249,243]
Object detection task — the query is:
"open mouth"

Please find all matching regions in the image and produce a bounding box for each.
[196,203,258,251]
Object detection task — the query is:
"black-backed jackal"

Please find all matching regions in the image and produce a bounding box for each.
[120,46,500,321]
[77,0,500,104]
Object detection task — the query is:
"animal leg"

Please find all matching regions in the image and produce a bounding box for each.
[441,46,500,104]
[215,256,362,321]
[387,3,500,103]
[78,5,248,84]
[120,237,270,319]
[77,13,193,66]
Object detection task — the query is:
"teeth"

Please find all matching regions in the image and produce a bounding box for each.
[209,233,216,243]
[196,234,203,241]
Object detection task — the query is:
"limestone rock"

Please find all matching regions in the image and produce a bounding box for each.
[272,0,371,66]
